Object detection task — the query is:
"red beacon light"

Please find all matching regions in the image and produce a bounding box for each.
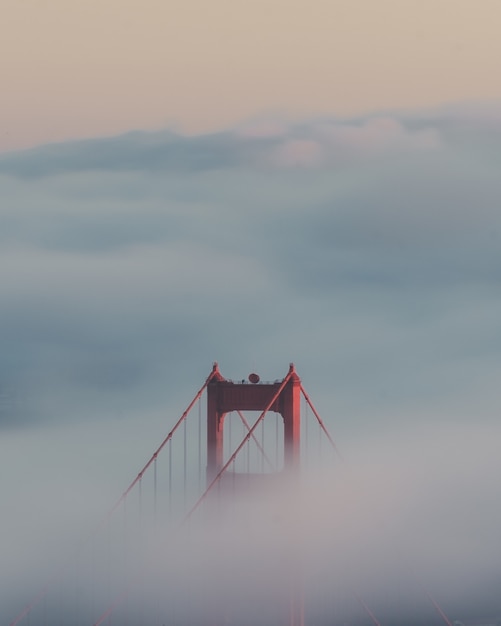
[248,372,260,384]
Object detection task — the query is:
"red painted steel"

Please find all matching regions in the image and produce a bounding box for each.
[185,366,295,520]
[206,362,301,481]
[236,409,274,469]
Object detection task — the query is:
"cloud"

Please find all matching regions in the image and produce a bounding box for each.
[267,116,441,169]
[0,129,254,179]
[0,106,499,431]
[271,138,325,167]
[1,103,501,623]
[4,420,501,625]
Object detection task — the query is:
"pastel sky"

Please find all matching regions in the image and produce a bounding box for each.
[2,0,501,151]
[2,2,501,624]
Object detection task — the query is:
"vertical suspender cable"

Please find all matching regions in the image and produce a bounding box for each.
[74,558,79,626]
[261,419,265,472]
[246,431,250,475]
[59,579,63,626]
[228,412,232,465]
[153,457,157,520]
[123,496,128,599]
[198,397,202,493]
[318,411,322,463]
[304,395,308,466]
[106,522,111,624]
[183,417,187,510]
[138,478,142,538]
[168,439,172,517]
[91,532,96,621]
[242,419,246,475]
[275,412,279,469]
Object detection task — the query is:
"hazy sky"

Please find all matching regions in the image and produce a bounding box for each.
[2,2,501,624]
[2,0,501,151]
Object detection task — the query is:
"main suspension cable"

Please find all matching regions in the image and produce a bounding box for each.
[300,384,343,460]
[9,367,218,626]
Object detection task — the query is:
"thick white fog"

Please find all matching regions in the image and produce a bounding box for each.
[3,416,501,625]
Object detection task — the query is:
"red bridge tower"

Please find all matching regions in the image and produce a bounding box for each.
[206,362,304,626]
[206,362,301,481]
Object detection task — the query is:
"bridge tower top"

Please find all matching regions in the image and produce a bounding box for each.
[206,362,301,482]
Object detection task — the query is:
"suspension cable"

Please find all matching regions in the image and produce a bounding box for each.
[300,384,343,460]
[236,410,274,470]
[104,367,218,522]
[91,369,453,626]
[353,591,382,626]
[8,368,218,626]
[183,370,293,522]
[425,590,454,626]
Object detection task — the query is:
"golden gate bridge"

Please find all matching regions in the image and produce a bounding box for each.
[8,363,455,626]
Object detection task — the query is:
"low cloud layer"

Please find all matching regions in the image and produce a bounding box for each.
[1,103,501,624]
[4,421,501,625]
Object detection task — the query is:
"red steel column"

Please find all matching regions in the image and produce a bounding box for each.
[206,363,226,482]
[282,365,304,626]
[282,364,301,472]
